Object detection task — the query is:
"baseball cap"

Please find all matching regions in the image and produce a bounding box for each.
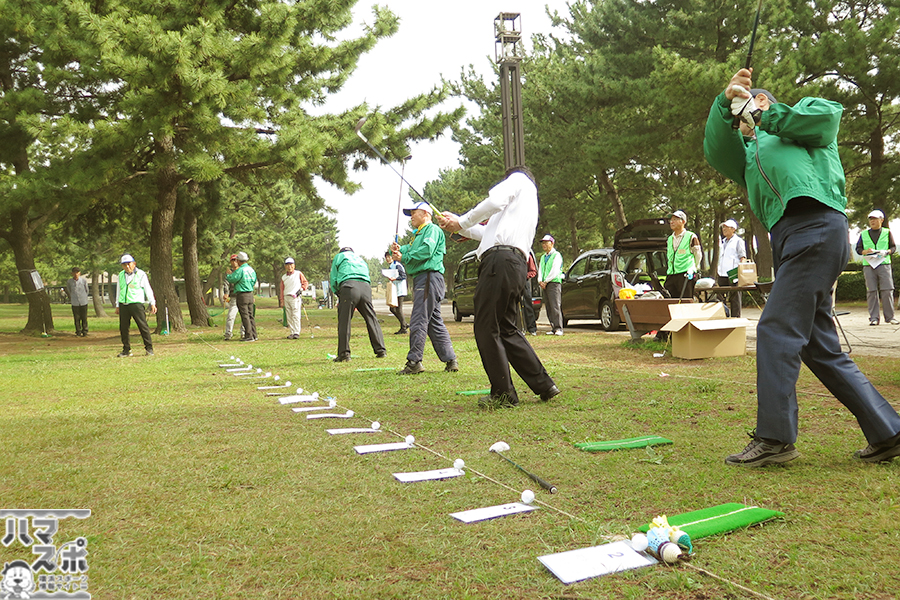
[540,234,555,243]
[721,219,739,229]
[236,251,249,261]
[229,254,238,260]
[868,210,885,219]
[284,257,295,264]
[749,88,778,104]
[668,210,687,222]
[402,201,433,216]
[120,254,135,264]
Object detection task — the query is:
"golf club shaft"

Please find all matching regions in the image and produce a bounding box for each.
[497,452,557,494]
[354,119,441,215]
[732,0,765,130]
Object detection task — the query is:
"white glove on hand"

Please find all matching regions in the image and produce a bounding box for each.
[730,85,761,128]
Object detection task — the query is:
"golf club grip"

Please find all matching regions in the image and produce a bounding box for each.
[500,453,557,494]
[733,0,764,130]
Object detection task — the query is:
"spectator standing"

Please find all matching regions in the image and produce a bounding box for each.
[280,257,307,339]
[115,254,156,357]
[538,234,564,335]
[66,267,90,337]
[855,210,897,326]
[716,219,747,317]
[384,251,408,334]
[223,254,243,341]
[665,210,702,300]
[226,251,257,342]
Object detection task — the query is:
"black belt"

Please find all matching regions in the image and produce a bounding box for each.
[483,245,524,259]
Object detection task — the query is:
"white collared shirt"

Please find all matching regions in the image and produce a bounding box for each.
[456,172,538,259]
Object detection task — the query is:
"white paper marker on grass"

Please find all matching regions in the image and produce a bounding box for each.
[449,502,538,524]
[537,540,657,585]
[326,427,380,435]
[291,401,336,413]
[279,393,321,405]
[307,410,354,420]
[258,381,291,390]
[393,468,464,483]
[353,441,412,454]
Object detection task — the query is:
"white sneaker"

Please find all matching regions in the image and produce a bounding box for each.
[545,331,555,335]
[555,330,564,336]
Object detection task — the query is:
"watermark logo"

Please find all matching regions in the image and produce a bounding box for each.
[1,510,90,599]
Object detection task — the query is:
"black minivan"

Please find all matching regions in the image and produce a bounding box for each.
[452,250,542,322]
[560,218,670,331]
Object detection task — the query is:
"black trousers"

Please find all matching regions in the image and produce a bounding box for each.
[119,303,153,352]
[337,280,386,358]
[235,291,257,340]
[664,272,695,299]
[474,248,555,401]
[72,304,88,334]
[389,296,407,331]
[715,275,742,317]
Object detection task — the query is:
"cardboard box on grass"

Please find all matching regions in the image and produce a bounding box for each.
[660,302,750,360]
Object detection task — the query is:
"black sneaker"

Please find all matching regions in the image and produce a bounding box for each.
[394,328,408,335]
[725,433,800,467]
[477,394,519,409]
[540,385,561,402]
[444,359,459,372]
[146,349,154,356]
[398,361,424,375]
[853,430,900,463]
[116,351,133,358]
[333,355,351,363]
[375,350,387,358]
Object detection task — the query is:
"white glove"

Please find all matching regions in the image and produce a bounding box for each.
[730,85,760,128]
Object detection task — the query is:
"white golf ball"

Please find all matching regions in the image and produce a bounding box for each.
[246,364,252,369]
[631,533,649,553]
[328,399,336,408]
[311,392,319,399]
[521,490,535,505]
[230,355,235,360]
[453,459,465,470]
[273,375,280,381]
[347,410,355,417]
[284,381,291,386]
[405,435,415,445]
[371,421,381,430]
[296,387,303,394]
[256,368,262,373]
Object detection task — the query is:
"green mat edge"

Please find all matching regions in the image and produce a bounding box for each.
[574,436,673,452]
[636,503,785,540]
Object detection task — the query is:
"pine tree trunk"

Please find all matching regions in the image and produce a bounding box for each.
[182,203,211,326]
[149,136,185,333]
[6,206,54,334]
[745,198,774,279]
[89,253,108,318]
[597,170,627,230]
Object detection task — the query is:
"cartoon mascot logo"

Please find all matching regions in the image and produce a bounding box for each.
[1,560,36,599]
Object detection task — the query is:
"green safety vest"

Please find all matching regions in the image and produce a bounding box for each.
[118,269,149,304]
[667,231,696,275]
[862,228,890,253]
[539,250,563,283]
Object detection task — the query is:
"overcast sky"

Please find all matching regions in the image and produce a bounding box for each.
[314,1,560,258]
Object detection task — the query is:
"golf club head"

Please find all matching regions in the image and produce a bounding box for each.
[489,441,510,453]
[355,117,367,134]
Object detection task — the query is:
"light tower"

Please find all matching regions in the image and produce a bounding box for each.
[495,13,525,170]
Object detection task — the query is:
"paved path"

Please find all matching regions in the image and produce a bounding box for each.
[370,298,900,358]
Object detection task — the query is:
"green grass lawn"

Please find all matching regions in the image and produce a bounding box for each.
[1,302,899,599]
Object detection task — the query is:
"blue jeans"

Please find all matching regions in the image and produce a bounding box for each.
[756,204,900,444]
